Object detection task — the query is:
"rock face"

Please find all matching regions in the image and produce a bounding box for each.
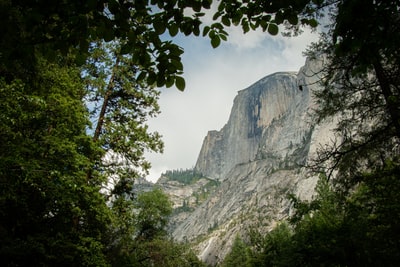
[195,72,302,180]
[194,56,325,181]
[156,174,220,231]
[160,57,337,266]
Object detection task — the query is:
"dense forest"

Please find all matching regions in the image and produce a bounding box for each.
[1,0,399,266]
[163,168,206,185]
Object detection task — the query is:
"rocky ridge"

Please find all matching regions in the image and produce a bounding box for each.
[156,57,337,265]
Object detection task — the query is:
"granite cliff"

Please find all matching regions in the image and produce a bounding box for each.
[157,57,338,265]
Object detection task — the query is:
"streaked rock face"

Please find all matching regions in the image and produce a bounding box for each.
[194,55,326,181]
[194,71,302,181]
[159,57,337,265]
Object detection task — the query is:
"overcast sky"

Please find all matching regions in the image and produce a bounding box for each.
[145,25,319,182]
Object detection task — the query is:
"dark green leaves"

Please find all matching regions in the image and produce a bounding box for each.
[203,25,211,36]
[308,18,318,28]
[153,18,166,34]
[221,16,231,27]
[1,0,325,92]
[287,14,299,25]
[211,35,221,48]
[267,23,279,36]
[147,71,157,86]
[168,23,179,37]
[175,76,185,91]
[165,75,175,88]
[204,23,228,48]
[202,0,212,9]
[0,58,111,266]
[202,0,325,43]
[192,0,202,12]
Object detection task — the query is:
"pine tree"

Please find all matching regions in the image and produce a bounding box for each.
[222,235,251,267]
[0,57,111,266]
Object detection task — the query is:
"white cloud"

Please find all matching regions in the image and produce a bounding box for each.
[225,26,271,49]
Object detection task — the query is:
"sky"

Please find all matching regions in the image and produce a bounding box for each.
[145,24,319,182]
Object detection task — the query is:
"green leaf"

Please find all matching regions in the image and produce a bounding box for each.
[267,23,279,36]
[137,71,146,82]
[203,26,211,37]
[222,16,231,27]
[217,2,225,12]
[263,14,272,22]
[242,21,250,33]
[211,22,223,30]
[259,19,268,31]
[202,0,212,9]
[192,0,202,12]
[180,23,192,36]
[308,18,318,28]
[287,14,299,25]
[175,76,185,91]
[108,0,119,15]
[220,34,228,41]
[147,72,157,85]
[193,25,200,36]
[171,59,183,71]
[153,19,166,34]
[157,74,165,87]
[232,15,240,26]
[103,27,114,42]
[120,44,131,54]
[275,11,284,25]
[168,24,179,37]
[209,29,216,39]
[213,11,221,20]
[165,76,175,88]
[211,35,221,48]
[127,30,136,42]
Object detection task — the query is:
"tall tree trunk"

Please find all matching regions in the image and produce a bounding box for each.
[373,60,400,139]
[93,57,120,142]
[87,57,120,181]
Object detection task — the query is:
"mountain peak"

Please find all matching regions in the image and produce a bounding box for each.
[195,70,308,180]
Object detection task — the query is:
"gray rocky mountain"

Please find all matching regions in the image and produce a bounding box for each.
[156,57,338,265]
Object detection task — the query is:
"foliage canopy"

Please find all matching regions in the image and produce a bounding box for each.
[1,0,323,89]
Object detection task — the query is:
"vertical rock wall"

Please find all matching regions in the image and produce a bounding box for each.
[169,57,338,265]
[195,72,304,180]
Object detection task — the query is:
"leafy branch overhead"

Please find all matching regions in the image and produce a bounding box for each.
[1,0,323,91]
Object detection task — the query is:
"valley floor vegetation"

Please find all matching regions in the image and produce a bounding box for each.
[1,0,399,266]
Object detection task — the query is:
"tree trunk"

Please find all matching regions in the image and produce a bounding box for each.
[93,57,120,142]
[87,57,120,181]
[373,60,400,139]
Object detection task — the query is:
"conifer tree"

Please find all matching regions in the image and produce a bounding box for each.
[222,235,251,267]
[0,57,111,266]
